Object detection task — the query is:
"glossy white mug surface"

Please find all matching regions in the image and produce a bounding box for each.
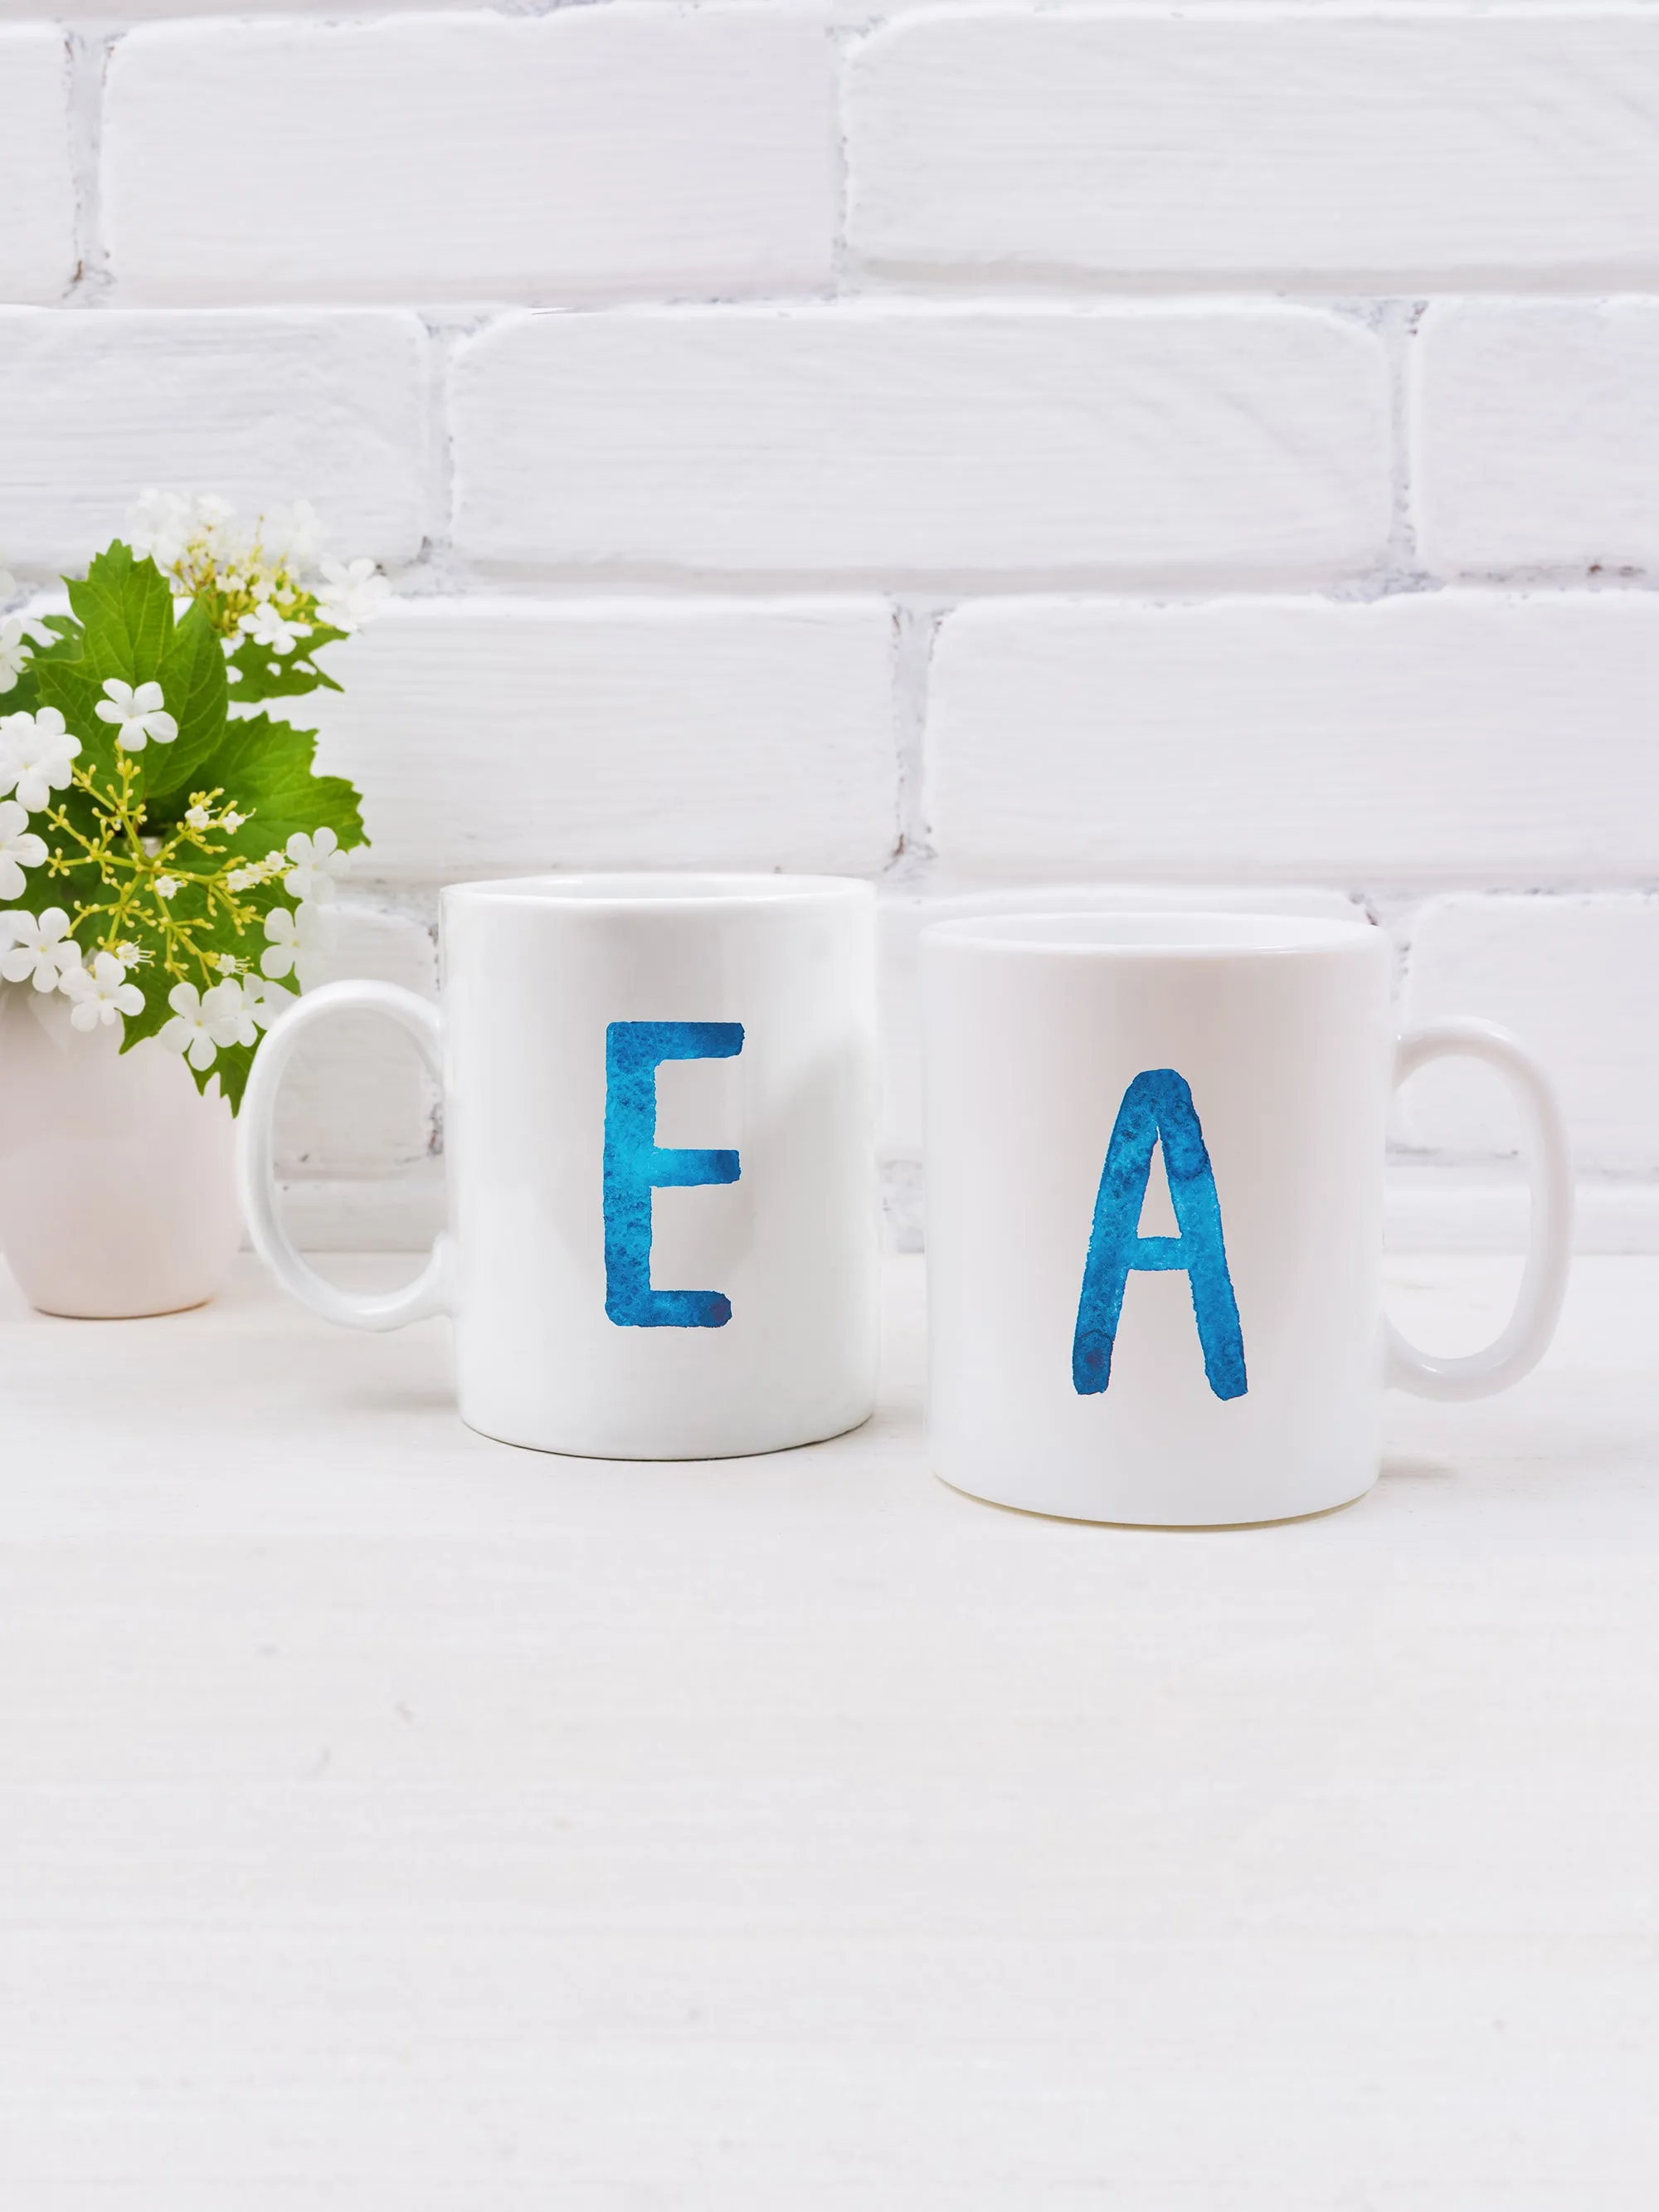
[922,913,1572,1526]
[241,874,881,1459]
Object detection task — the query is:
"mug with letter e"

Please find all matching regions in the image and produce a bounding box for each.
[922,913,1572,1527]
[240,875,880,1459]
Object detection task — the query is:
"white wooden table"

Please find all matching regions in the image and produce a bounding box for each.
[3,1253,1657,2207]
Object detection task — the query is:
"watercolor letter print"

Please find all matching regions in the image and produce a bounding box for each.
[1072,1068,1247,1401]
[603,1020,743,1328]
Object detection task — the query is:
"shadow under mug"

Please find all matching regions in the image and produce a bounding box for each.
[238,873,881,1459]
[922,912,1572,1527]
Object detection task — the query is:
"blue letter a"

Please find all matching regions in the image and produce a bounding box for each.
[1072,1068,1247,1401]
[604,1021,743,1328]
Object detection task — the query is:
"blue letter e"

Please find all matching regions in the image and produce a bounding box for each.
[1072,1068,1247,1401]
[604,1021,743,1328]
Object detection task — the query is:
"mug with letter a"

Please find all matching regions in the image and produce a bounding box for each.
[240,874,880,1458]
[922,913,1572,1526]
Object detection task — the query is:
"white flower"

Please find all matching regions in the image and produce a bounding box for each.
[153,875,179,899]
[0,907,81,991]
[159,982,220,1069]
[283,826,348,904]
[95,678,178,752]
[226,666,243,685]
[237,599,310,656]
[0,610,56,694]
[0,706,80,811]
[215,951,241,975]
[127,490,194,569]
[185,804,212,831]
[202,977,258,1049]
[315,558,389,633]
[61,950,144,1032]
[0,800,47,901]
[241,972,295,1029]
[221,810,246,831]
[0,623,31,694]
[158,976,256,1066]
[260,899,333,987]
[261,501,325,569]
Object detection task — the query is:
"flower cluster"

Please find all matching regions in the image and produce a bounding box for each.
[0,818,348,1047]
[0,499,377,1108]
[129,491,390,696]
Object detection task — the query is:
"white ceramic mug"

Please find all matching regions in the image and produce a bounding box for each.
[922,913,1573,1526]
[240,874,881,1458]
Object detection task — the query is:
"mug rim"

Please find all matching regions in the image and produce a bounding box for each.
[922,909,1380,957]
[442,870,873,909]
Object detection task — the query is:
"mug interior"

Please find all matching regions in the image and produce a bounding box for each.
[446,872,868,908]
[923,911,1377,957]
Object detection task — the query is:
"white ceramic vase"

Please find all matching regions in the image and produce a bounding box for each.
[0,983,241,1318]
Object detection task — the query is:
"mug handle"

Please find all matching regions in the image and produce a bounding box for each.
[1386,1018,1573,1401]
[236,978,455,1331]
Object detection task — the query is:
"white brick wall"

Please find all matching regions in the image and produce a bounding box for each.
[306,597,898,882]
[276,904,437,1179]
[846,13,1659,288]
[927,595,1659,886]
[452,305,1389,582]
[0,311,430,573]
[1399,895,1659,1179]
[0,28,75,305]
[1,1,1654,1246]
[104,11,834,306]
[1413,301,1659,575]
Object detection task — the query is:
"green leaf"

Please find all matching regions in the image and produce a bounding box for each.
[199,1042,253,1113]
[224,624,348,704]
[197,711,367,857]
[0,667,38,715]
[35,614,81,653]
[43,548,193,787]
[115,966,177,1054]
[193,706,315,792]
[35,578,226,810]
[66,543,174,685]
[139,601,229,801]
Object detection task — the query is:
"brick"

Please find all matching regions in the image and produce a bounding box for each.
[452,305,1389,582]
[927,594,1659,884]
[1399,894,1659,1177]
[0,30,75,305]
[0,310,428,574]
[275,1162,445,1256]
[304,596,898,882]
[103,11,834,306]
[846,12,1659,287]
[275,904,437,1181]
[1414,302,1659,575]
